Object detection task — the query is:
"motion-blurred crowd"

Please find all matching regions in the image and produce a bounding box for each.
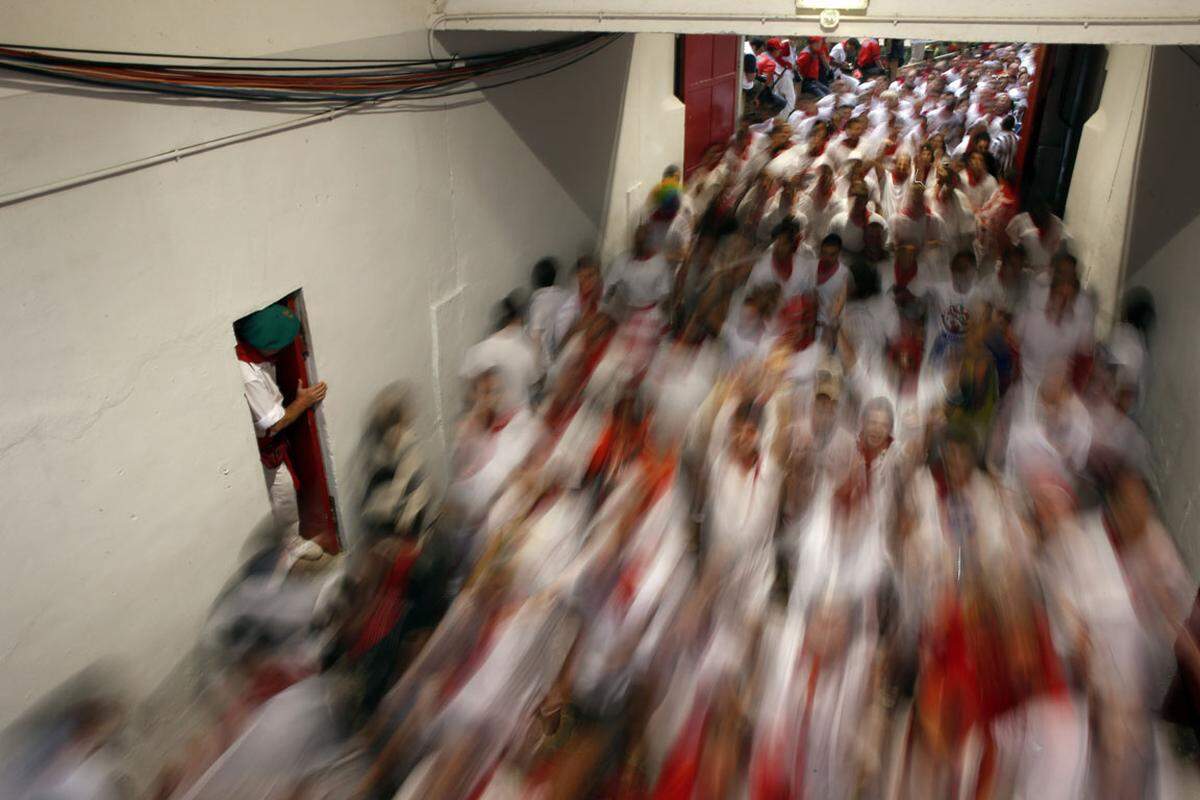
[5,41,1200,800]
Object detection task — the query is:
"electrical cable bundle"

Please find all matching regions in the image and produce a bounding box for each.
[0,34,621,104]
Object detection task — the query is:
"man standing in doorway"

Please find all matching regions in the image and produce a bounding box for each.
[235,303,328,562]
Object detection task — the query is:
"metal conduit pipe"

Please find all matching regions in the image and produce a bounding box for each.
[432,11,1200,29]
[0,99,377,210]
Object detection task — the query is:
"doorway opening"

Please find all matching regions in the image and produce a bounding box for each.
[233,290,341,553]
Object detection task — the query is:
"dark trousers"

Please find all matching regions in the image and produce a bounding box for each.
[802,77,831,97]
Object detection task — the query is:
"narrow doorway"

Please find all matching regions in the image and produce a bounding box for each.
[233,290,340,554]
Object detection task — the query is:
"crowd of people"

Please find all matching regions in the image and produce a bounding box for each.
[5,41,1200,800]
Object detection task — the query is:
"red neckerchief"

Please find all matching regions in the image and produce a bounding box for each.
[890,168,908,184]
[789,329,816,353]
[235,341,271,364]
[966,170,982,187]
[849,204,869,227]
[650,701,710,800]
[894,255,918,288]
[842,135,861,150]
[808,141,826,158]
[772,250,794,282]
[817,257,839,285]
[581,284,601,315]
[902,203,929,220]
[347,543,420,659]
[857,435,893,492]
[489,408,516,434]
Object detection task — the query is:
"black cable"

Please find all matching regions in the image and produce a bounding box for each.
[0,34,621,105]
[0,34,598,67]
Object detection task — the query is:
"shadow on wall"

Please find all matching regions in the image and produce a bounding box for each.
[437,31,634,228]
[1125,46,1200,276]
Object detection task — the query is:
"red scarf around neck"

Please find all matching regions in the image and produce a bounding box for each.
[817,257,839,285]
[894,255,918,288]
[772,250,794,282]
[235,341,271,365]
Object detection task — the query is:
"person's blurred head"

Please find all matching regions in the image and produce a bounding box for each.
[471,368,504,418]
[1000,244,1027,280]
[905,181,927,212]
[893,152,912,176]
[1105,466,1155,545]
[731,400,763,465]
[771,216,802,258]
[967,150,989,178]
[943,423,979,490]
[849,181,870,213]
[809,120,831,149]
[950,249,976,292]
[832,105,853,130]
[813,372,841,435]
[863,221,887,258]
[234,304,301,356]
[814,162,835,191]
[860,397,894,453]
[769,122,793,150]
[845,116,867,140]
[848,258,881,302]
[1029,196,1052,228]
[1120,286,1156,339]
[532,257,559,290]
[751,282,783,319]
[494,290,526,331]
[820,233,843,263]
[575,255,601,304]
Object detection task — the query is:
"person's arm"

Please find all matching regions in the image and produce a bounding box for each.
[778,72,797,119]
[267,380,327,437]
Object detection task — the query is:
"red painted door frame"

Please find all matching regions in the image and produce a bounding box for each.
[273,294,340,553]
[1014,44,1053,192]
[680,34,740,176]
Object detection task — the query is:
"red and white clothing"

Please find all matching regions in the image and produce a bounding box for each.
[746,246,815,300]
[827,208,889,254]
[460,325,542,413]
[1006,211,1068,273]
[960,169,1000,212]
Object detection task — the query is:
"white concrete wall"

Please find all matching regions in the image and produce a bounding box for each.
[1062,45,1153,329]
[435,0,1200,43]
[599,33,685,262]
[0,4,657,723]
[1122,46,1200,576]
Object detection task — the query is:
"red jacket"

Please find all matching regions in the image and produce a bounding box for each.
[796,48,821,80]
[857,38,882,68]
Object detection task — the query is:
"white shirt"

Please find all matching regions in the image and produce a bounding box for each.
[1006,212,1067,272]
[1014,305,1092,392]
[827,210,889,254]
[605,252,672,309]
[527,285,570,364]
[240,359,285,436]
[746,247,813,299]
[460,326,541,412]
[959,171,999,212]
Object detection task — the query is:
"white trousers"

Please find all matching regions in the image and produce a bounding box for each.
[263,462,300,536]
